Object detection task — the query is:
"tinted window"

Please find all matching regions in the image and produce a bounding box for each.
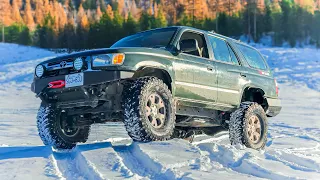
[179,32,209,58]
[209,36,237,64]
[236,44,267,70]
[227,45,239,65]
[111,27,177,48]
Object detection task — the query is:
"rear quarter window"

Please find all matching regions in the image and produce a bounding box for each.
[236,44,267,70]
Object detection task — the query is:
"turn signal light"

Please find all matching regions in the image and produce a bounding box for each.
[112,53,125,65]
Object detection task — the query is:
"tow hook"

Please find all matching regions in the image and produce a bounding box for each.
[48,80,65,89]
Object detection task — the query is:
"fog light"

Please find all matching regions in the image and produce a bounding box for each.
[73,57,84,70]
[35,65,44,77]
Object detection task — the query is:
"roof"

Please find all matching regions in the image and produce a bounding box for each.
[174,26,240,43]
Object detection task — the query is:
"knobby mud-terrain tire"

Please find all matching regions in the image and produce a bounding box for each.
[229,102,268,150]
[37,103,90,149]
[122,77,176,142]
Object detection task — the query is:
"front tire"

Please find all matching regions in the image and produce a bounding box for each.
[229,102,268,150]
[37,103,90,149]
[122,77,175,142]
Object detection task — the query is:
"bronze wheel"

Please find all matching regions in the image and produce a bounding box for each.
[122,77,175,142]
[246,115,261,144]
[229,102,268,150]
[145,93,166,129]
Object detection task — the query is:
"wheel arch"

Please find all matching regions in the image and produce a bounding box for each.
[240,85,268,111]
[133,66,174,92]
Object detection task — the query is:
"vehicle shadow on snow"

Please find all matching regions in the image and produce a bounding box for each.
[0,145,52,160]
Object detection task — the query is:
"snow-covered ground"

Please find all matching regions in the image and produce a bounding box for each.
[0,43,319,180]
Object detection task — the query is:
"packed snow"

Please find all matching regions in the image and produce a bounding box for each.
[0,43,319,179]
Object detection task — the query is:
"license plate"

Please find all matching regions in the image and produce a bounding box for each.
[65,73,84,88]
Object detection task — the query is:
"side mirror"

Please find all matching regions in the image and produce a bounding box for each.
[179,39,198,53]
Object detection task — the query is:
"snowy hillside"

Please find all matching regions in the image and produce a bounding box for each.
[0,43,319,180]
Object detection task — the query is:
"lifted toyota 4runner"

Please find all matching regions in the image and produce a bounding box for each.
[32,26,281,150]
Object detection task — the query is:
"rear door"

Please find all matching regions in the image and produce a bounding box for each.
[207,35,243,106]
[235,44,276,98]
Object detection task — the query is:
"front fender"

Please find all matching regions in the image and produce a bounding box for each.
[122,51,176,82]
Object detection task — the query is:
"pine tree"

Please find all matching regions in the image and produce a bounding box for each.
[96,1,103,21]
[313,11,320,47]
[58,23,76,49]
[123,13,139,36]
[11,0,24,23]
[128,0,140,20]
[113,10,124,40]
[155,6,167,27]
[117,0,125,16]
[44,0,52,15]
[58,3,68,29]
[18,26,32,45]
[34,14,56,48]
[0,0,13,25]
[77,3,89,29]
[106,4,114,19]
[24,0,35,30]
[35,0,44,25]
[16,0,23,9]
[140,12,153,30]
[264,3,272,33]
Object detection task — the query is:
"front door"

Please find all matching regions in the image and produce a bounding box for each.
[173,31,218,104]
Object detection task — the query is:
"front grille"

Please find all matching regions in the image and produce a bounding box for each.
[48,58,74,66]
[42,57,87,78]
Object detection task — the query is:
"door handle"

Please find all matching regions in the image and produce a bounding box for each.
[207,66,214,71]
[240,73,247,78]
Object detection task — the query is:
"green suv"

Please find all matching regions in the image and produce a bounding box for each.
[31,26,281,150]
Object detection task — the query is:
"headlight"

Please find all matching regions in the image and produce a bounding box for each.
[35,65,44,78]
[92,53,125,67]
[73,57,84,70]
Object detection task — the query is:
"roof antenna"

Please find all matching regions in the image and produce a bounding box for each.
[208,30,215,33]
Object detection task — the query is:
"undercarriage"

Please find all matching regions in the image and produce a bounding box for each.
[34,73,269,150]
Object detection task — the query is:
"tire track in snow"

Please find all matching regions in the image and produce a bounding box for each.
[51,148,104,180]
[265,147,320,173]
[0,146,64,179]
[112,142,177,179]
[196,143,295,180]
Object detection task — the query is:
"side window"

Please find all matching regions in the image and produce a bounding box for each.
[179,32,209,58]
[227,45,240,65]
[209,36,237,64]
[236,44,267,70]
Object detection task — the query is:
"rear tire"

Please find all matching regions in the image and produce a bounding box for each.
[229,102,268,150]
[37,103,90,149]
[122,77,175,142]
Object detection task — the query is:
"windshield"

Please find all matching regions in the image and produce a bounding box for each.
[111,27,177,48]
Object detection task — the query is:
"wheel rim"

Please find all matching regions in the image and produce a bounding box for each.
[246,115,261,144]
[59,112,79,137]
[145,93,166,129]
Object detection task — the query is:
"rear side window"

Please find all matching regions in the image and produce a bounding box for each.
[236,44,267,70]
[208,36,238,65]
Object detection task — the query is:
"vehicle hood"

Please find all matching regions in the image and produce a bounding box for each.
[40,47,172,65]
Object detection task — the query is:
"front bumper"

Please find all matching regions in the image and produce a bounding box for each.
[266,98,282,117]
[31,70,134,94]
